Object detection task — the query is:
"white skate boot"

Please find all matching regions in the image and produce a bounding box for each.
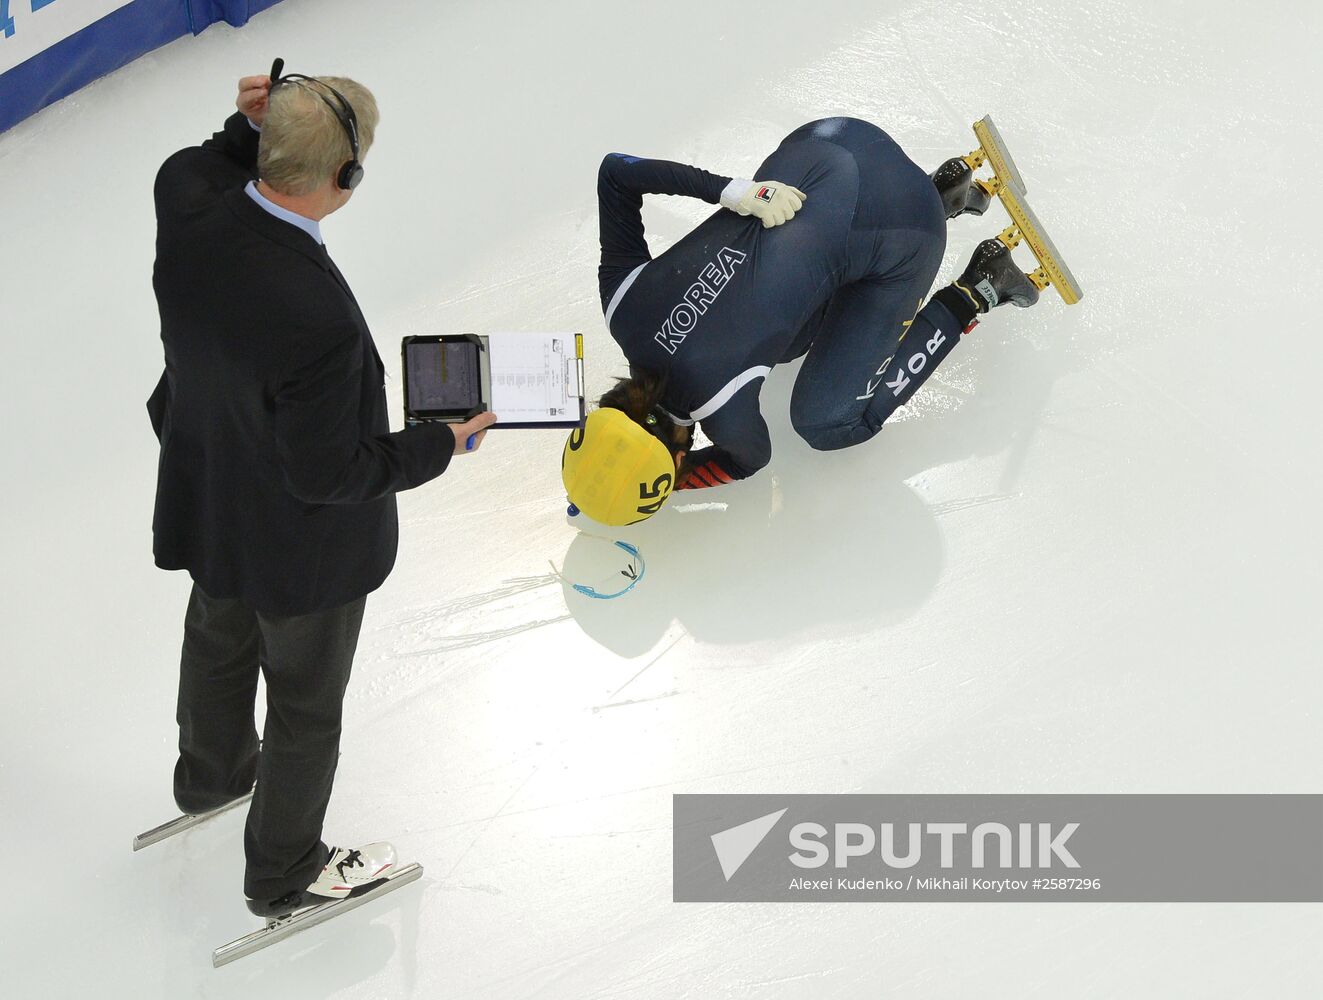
[222,840,420,966]
[305,842,398,900]
[244,840,398,917]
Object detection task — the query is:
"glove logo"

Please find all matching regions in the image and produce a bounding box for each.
[755,185,775,203]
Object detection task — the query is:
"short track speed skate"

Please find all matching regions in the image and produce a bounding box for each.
[135,789,420,967]
[132,789,254,851]
[958,115,1083,305]
[216,855,423,968]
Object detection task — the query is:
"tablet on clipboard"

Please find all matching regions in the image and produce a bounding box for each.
[402,335,490,425]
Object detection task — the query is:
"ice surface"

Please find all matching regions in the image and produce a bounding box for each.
[3,0,1322,996]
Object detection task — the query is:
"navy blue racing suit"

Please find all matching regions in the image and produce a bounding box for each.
[598,117,972,490]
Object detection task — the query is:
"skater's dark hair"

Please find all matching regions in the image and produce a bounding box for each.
[597,369,695,478]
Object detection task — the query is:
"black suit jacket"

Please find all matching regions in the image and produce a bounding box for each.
[148,112,454,616]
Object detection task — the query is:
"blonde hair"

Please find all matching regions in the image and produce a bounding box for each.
[258,76,379,196]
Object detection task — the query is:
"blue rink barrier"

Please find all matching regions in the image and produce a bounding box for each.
[0,0,287,134]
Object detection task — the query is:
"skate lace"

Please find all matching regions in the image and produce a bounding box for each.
[335,849,364,880]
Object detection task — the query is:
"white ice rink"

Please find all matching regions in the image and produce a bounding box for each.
[4,0,1322,996]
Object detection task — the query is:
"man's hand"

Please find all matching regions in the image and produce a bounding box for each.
[237,74,275,128]
[721,179,807,228]
[451,411,498,455]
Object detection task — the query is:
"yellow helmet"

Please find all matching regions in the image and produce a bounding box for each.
[562,408,676,525]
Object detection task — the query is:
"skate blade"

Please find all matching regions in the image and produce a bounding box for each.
[971,115,1028,196]
[967,114,1083,305]
[211,863,423,968]
[994,184,1084,305]
[132,791,254,851]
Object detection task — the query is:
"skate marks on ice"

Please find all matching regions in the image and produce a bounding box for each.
[368,574,571,658]
[435,767,542,886]
[587,689,682,714]
[927,492,1022,518]
[343,571,575,732]
[590,632,687,710]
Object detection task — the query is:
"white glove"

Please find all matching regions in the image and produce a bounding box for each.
[720,178,807,228]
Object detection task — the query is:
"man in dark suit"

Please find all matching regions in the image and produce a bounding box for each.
[147,71,496,914]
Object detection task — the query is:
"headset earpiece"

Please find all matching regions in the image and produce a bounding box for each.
[338,161,365,191]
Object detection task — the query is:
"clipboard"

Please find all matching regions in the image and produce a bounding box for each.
[402,332,586,430]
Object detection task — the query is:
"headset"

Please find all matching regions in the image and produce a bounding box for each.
[268,58,364,191]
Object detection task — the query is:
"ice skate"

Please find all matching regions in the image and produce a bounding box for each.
[218,843,420,967]
[245,841,399,916]
[961,115,1028,197]
[132,788,254,851]
[931,157,993,219]
[956,115,1083,305]
[954,237,1041,312]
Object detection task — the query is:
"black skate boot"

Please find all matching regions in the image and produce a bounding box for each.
[954,237,1040,312]
[931,157,993,220]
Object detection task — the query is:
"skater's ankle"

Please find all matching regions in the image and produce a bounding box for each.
[935,283,984,325]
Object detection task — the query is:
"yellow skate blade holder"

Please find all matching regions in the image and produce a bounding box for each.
[966,115,1083,306]
[969,116,1028,196]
